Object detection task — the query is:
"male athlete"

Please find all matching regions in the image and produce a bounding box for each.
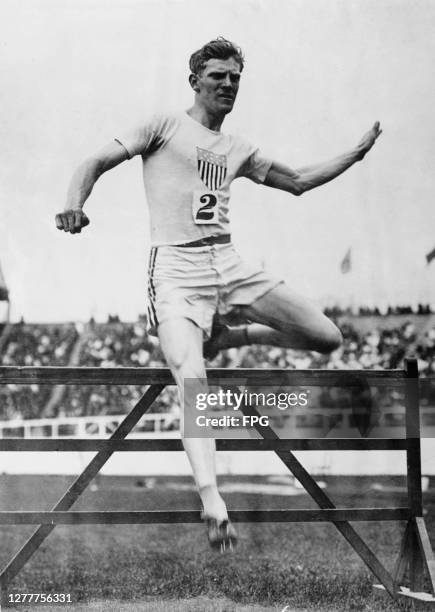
[56,38,381,551]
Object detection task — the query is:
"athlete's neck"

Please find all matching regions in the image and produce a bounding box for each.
[186,105,225,133]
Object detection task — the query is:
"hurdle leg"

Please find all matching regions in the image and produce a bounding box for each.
[409,519,425,592]
[0,384,164,599]
[403,359,435,595]
[415,517,435,596]
[393,521,413,588]
[378,517,435,607]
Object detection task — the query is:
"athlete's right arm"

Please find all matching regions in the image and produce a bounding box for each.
[55,140,129,234]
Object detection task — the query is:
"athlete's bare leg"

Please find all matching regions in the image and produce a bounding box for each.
[158,317,228,522]
[210,284,342,354]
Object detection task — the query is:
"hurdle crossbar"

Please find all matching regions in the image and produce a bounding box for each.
[0,358,433,608]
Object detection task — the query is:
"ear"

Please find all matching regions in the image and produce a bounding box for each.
[189,73,200,93]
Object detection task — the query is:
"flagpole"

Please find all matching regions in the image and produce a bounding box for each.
[339,248,353,313]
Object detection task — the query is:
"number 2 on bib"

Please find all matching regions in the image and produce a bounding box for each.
[192,191,219,225]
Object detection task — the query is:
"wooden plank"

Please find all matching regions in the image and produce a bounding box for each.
[0,384,164,589]
[0,438,408,452]
[0,366,406,387]
[0,366,175,386]
[0,508,412,525]
[404,360,425,592]
[416,517,435,595]
[405,360,423,518]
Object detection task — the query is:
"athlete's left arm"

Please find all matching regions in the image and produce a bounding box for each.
[263,122,382,196]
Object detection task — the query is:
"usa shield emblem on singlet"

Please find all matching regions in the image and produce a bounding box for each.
[197,147,227,190]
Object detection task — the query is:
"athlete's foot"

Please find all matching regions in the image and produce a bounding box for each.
[199,484,237,550]
[203,316,251,360]
[202,517,238,552]
[203,316,230,360]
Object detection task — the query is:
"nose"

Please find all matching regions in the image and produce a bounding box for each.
[222,74,232,88]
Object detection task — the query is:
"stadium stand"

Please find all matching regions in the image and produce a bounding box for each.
[0,323,78,419]
[1,313,435,419]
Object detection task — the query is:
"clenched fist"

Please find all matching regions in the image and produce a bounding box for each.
[357,121,382,160]
[55,209,90,234]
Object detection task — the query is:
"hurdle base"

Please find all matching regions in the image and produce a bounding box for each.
[373,584,435,609]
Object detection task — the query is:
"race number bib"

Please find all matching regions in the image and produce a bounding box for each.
[192,191,220,225]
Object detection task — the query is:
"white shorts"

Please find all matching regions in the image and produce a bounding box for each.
[146,241,282,338]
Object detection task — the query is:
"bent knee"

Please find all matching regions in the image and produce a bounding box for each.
[163,343,206,380]
[167,354,205,381]
[315,325,343,354]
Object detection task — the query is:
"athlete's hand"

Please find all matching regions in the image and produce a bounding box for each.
[55,208,90,234]
[357,121,382,160]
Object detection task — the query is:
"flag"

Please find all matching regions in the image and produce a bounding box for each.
[196,147,227,190]
[426,246,435,265]
[0,262,8,301]
[340,248,352,274]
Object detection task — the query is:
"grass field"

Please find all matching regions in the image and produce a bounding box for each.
[0,473,434,611]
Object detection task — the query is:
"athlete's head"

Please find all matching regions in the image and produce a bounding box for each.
[189,38,244,115]
[189,38,245,76]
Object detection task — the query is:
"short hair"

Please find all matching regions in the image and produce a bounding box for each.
[189,37,244,75]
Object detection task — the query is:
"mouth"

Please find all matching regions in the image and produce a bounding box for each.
[219,95,235,102]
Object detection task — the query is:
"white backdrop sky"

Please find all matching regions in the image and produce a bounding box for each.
[1,0,435,322]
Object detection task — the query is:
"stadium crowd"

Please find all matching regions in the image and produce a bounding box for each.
[324,303,433,317]
[0,323,78,420]
[1,314,435,419]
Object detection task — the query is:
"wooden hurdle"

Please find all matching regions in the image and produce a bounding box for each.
[0,358,434,608]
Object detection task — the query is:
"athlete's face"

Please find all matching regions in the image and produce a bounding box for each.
[193,57,241,115]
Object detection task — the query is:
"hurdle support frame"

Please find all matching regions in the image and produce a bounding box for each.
[0,358,434,607]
